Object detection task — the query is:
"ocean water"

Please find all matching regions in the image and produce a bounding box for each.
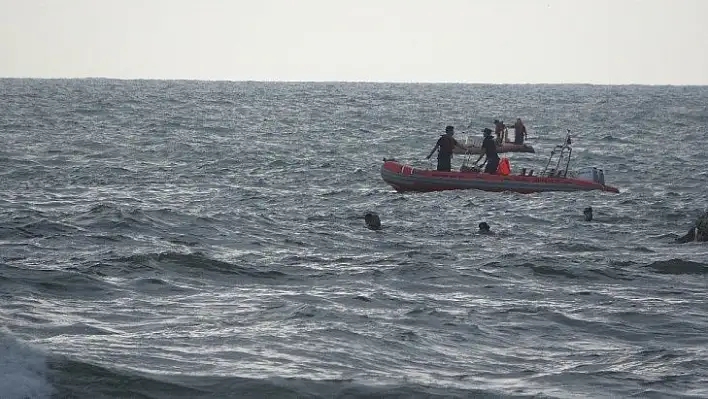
[1,79,707,399]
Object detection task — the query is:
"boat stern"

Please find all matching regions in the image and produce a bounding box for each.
[574,167,620,193]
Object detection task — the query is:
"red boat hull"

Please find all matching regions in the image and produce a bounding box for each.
[380,161,620,194]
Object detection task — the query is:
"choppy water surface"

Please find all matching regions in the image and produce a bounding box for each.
[1,79,707,398]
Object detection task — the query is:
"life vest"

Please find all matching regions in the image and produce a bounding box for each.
[496,157,510,176]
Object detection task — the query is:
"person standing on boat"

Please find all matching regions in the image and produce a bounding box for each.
[426,125,467,171]
[473,128,500,174]
[493,120,506,144]
[512,118,527,144]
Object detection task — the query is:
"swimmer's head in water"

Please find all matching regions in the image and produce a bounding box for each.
[583,207,593,221]
[478,222,490,232]
[364,212,381,230]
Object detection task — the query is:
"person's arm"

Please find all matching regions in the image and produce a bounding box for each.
[475,139,490,164]
[426,143,439,159]
[474,143,487,164]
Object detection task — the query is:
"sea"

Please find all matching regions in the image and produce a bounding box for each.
[1,79,707,399]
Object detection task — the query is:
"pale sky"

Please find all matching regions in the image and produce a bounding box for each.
[1,0,707,84]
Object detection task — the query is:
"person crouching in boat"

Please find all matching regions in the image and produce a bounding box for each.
[473,128,500,174]
[425,125,467,171]
[512,118,527,144]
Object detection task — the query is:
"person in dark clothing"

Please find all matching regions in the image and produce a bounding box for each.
[426,125,467,171]
[493,119,506,144]
[473,128,500,174]
[512,118,527,144]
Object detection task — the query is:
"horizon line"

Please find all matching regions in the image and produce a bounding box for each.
[1,76,707,87]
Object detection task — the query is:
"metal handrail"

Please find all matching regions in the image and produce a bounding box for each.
[542,130,573,177]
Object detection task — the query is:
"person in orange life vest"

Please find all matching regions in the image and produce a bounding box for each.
[473,128,500,174]
[497,158,510,175]
[426,125,467,171]
[512,118,527,144]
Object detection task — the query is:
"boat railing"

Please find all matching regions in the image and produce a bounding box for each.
[541,130,573,177]
[464,136,483,147]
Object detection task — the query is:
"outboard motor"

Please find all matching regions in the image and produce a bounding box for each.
[575,167,605,185]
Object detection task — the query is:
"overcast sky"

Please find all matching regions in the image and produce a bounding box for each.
[1,0,707,84]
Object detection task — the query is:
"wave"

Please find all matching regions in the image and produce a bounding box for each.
[64,204,226,243]
[529,264,585,279]
[548,241,608,252]
[599,134,634,144]
[123,276,198,294]
[14,219,83,239]
[69,203,156,231]
[1,265,120,299]
[98,251,288,281]
[0,330,53,399]
[0,209,66,240]
[587,267,635,281]
[47,358,516,399]
[645,259,708,275]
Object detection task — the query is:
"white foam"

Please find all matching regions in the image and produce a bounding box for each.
[0,330,53,399]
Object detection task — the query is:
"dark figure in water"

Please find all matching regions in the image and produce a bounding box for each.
[478,222,493,235]
[364,212,381,230]
[473,128,500,174]
[583,207,593,222]
[426,125,467,171]
[676,210,708,243]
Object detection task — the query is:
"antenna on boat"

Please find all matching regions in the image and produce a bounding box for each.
[542,129,573,177]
